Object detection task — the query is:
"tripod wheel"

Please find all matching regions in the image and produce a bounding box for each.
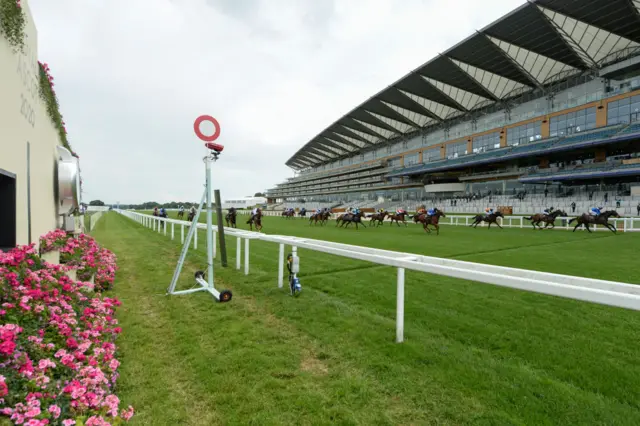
[219,290,233,303]
[195,271,205,280]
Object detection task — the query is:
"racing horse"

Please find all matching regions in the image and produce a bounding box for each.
[177,209,184,219]
[246,209,263,231]
[368,211,387,227]
[470,211,505,229]
[414,209,446,235]
[336,211,367,229]
[524,210,567,230]
[309,210,331,226]
[282,210,295,219]
[388,211,409,227]
[225,209,237,228]
[187,210,196,222]
[569,210,620,233]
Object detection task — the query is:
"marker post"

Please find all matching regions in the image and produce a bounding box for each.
[167,115,232,302]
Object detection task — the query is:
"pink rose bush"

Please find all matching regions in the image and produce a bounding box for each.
[39,231,117,293]
[0,235,133,425]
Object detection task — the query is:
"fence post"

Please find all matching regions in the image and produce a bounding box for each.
[181,225,184,244]
[213,230,217,258]
[244,238,249,275]
[396,267,405,343]
[236,237,241,270]
[171,223,174,240]
[278,243,284,288]
[164,220,167,236]
[194,226,198,249]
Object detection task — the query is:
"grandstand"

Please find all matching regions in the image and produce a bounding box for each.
[266,0,640,216]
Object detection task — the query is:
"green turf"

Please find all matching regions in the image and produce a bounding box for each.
[91,211,640,425]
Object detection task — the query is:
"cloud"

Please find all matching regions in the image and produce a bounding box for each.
[29,0,525,204]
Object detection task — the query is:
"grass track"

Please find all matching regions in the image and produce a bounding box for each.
[92,212,640,425]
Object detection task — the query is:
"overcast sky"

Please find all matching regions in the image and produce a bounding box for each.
[30,0,525,204]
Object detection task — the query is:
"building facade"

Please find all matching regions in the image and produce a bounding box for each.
[0,0,78,250]
[267,0,640,205]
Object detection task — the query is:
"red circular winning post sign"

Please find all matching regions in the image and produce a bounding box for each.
[194,115,221,142]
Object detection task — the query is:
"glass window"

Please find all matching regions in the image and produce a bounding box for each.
[472,132,500,153]
[507,121,542,146]
[387,156,402,168]
[551,107,596,136]
[445,141,467,159]
[407,137,421,150]
[404,153,419,166]
[423,148,440,163]
[607,96,640,125]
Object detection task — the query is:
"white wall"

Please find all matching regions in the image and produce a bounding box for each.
[424,183,466,193]
[0,0,65,249]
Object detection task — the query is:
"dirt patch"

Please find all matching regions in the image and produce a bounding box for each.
[300,350,328,376]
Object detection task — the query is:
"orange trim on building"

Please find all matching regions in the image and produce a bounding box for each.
[596,101,608,127]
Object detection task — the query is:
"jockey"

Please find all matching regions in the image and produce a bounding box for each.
[542,207,550,215]
[353,207,360,215]
[189,205,196,214]
[427,207,436,216]
[179,205,184,213]
[396,208,406,215]
[417,207,427,215]
[590,206,603,216]
[249,207,260,222]
[160,207,166,216]
[485,207,494,216]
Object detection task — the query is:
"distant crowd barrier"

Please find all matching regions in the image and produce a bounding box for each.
[115,209,640,343]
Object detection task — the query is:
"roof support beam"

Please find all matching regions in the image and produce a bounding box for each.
[315,138,348,155]
[532,2,598,69]
[418,78,469,112]
[331,126,371,145]
[441,55,500,102]
[377,88,441,120]
[340,117,388,140]
[476,31,543,90]
[323,133,361,150]
[362,99,422,129]
[302,151,327,164]
[305,146,338,160]
[349,109,405,134]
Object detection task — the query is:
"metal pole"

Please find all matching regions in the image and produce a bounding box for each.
[214,189,228,267]
[206,157,214,290]
[167,188,207,294]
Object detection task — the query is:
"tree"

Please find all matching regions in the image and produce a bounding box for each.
[254,192,265,197]
[89,200,105,206]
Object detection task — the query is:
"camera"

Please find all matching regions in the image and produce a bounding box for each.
[205,142,224,153]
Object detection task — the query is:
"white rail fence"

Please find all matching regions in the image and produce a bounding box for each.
[236,210,640,232]
[115,209,640,343]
